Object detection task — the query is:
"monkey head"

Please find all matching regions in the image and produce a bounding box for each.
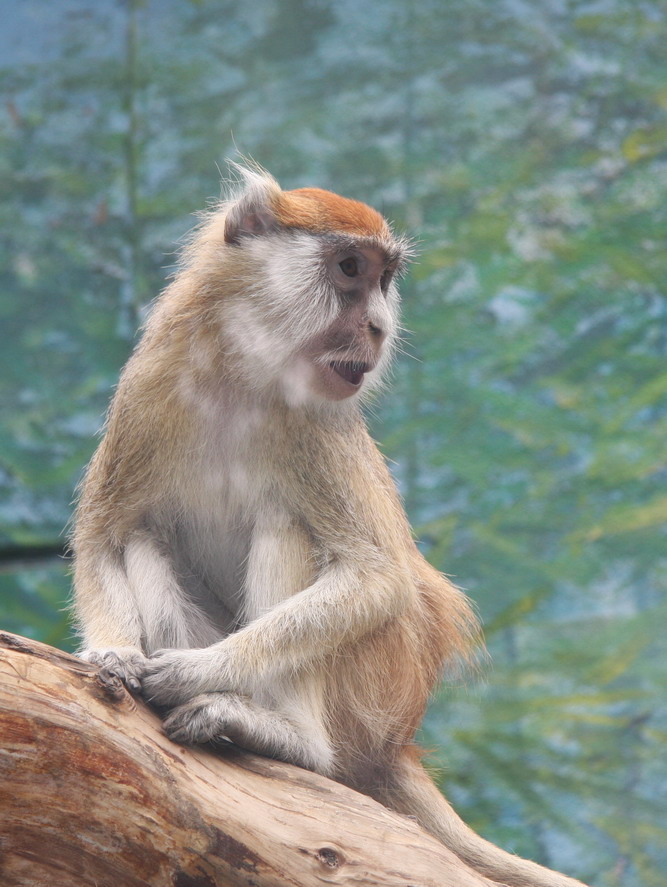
[192,166,410,408]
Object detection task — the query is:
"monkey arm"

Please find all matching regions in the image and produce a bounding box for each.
[235,551,413,668]
[142,545,414,707]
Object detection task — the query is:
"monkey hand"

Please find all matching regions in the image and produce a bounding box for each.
[141,646,238,707]
[79,646,148,694]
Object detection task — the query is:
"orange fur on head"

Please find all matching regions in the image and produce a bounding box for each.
[274,187,390,238]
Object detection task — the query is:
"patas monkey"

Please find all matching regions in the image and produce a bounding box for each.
[72,164,588,887]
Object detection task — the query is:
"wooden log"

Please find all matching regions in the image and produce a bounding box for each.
[0,631,495,887]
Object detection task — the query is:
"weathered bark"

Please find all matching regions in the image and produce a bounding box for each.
[0,631,495,887]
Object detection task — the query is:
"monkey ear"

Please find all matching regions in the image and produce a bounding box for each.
[224,194,279,245]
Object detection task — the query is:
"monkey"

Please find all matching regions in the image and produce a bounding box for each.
[72,163,588,887]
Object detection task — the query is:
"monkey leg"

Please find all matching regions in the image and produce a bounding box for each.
[162,692,330,773]
[367,750,588,887]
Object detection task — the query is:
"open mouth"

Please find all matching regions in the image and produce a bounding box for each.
[330,361,371,387]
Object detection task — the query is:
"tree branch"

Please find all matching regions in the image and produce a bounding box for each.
[0,631,494,887]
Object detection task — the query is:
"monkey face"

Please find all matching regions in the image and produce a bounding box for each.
[301,243,400,402]
[222,233,403,409]
[195,170,411,410]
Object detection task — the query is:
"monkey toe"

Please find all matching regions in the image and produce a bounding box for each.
[102,666,142,693]
[80,647,147,694]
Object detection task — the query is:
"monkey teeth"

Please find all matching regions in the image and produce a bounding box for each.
[330,361,369,386]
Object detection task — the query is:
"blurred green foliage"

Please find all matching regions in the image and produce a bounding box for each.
[0,1,665,884]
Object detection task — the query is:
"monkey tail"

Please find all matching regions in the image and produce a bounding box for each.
[374,748,589,887]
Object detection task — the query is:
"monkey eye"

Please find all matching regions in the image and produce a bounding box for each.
[380,269,393,293]
[339,257,359,278]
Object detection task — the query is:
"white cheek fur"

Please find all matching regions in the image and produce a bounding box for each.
[281,358,319,408]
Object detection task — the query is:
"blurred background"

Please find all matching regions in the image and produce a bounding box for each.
[1,1,666,884]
